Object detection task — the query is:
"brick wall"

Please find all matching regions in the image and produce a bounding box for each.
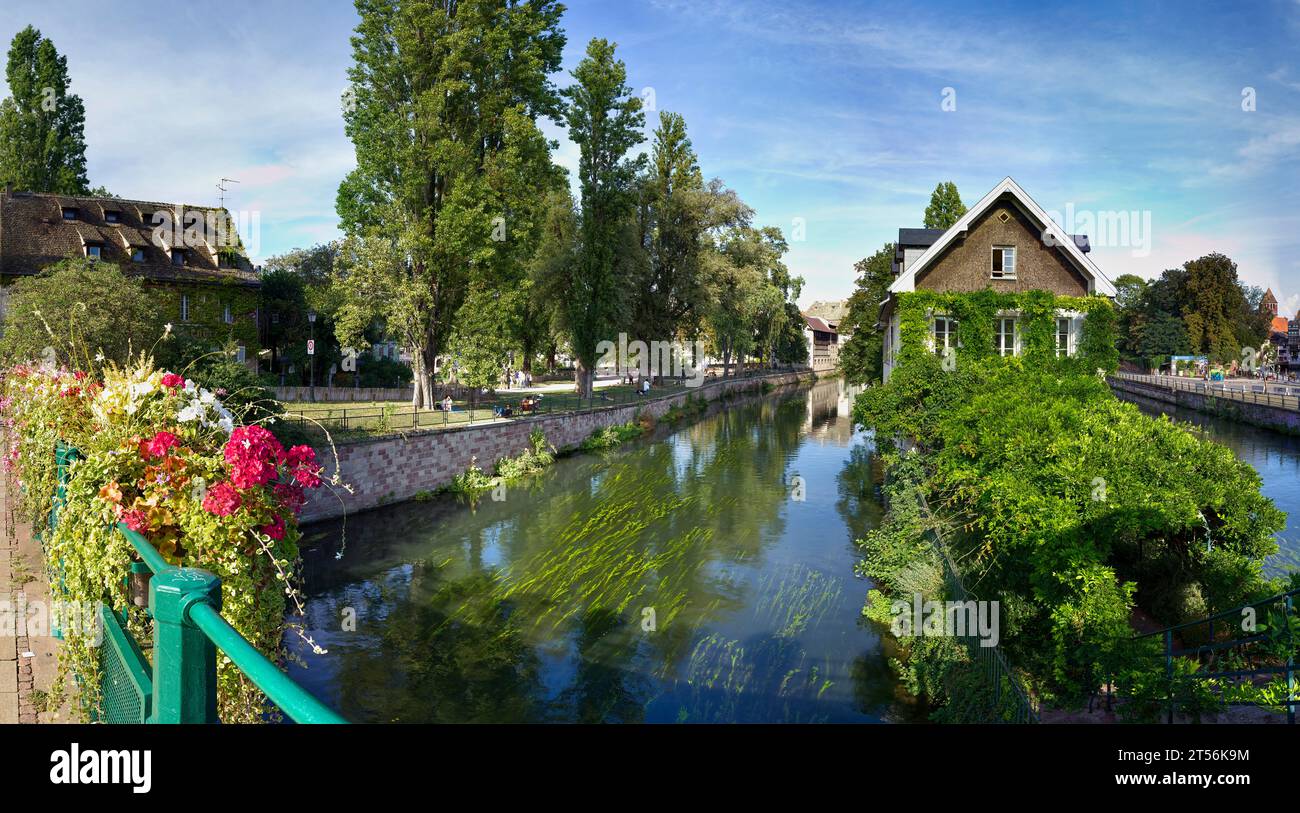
[300,370,814,523]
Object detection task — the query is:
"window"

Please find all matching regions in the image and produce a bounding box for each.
[84,243,103,260]
[932,316,958,356]
[995,318,1017,356]
[991,246,1016,280]
[131,247,145,263]
[180,295,190,322]
[270,311,280,325]
[235,346,246,364]
[171,249,186,267]
[61,207,78,221]
[218,252,240,269]
[104,210,121,224]
[1055,317,1071,357]
[223,303,233,324]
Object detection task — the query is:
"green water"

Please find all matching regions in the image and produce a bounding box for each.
[287,379,918,723]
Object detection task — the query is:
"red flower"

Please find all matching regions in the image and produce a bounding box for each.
[259,514,285,541]
[121,509,148,533]
[224,425,284,489]
[141,431,179,459]
[201,482,242,517]
[273,481,306,515]
[161,373,185,389]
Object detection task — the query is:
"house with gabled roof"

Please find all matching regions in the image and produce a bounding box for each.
[0,187,262,367]
[880,177,1116,380]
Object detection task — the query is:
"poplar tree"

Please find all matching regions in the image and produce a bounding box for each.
[335,0,566,407]
[923,181,966,230]
[0,26,90,195]
[559,38,645,397]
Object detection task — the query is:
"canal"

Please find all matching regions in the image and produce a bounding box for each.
[287,378,919,723]
[1128,398,1300,576]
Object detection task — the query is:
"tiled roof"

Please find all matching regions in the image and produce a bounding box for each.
[1271,316,1289,335]
[0,190,259,286]
[803,314,836,333]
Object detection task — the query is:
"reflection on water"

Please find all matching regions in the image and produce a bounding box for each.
[287,378,918,723]
[1129,399,1300,576]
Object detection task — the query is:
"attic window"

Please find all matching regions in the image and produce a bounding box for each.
[131,247,145,263]
[105,210,121,224]
[61,207,79,221]
[991,246,1016,280]
[171,248,187,267]
[997,211,1011,224]
[85,243,103,260]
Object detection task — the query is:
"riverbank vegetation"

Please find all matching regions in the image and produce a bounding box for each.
[854,349,1291,716]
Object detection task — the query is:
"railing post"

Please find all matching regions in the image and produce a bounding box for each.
[150,568,222,724]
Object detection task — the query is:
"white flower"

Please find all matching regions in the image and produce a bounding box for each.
[178,400,205,423]
[164,323,173,335]
[217,415,234,434]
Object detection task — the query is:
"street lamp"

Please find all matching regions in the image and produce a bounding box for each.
[308,311,317,403]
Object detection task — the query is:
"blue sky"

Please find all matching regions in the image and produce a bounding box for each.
[2,0,1298,311]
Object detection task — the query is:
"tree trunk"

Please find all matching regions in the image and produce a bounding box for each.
[575,359,594,398]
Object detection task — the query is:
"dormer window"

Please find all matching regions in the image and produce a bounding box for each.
[131,247,145,263]
[217,251,241,269]
[62,206,79,221]
[104,209,121,224]
[85,243,103,260]
[991,246,1016,280]
[171,248,187,267]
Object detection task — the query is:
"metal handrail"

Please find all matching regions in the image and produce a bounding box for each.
[1112,371,1300,412]
[116,523,346,724]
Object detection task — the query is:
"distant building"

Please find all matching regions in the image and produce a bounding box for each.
[1261,288,1279,317]
[0,188,261,368]
[803,313,842,372]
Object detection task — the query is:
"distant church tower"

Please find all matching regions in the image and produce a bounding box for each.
[1262,288,1278,316]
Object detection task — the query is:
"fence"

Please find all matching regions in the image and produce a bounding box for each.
[51,445,346,724]
[275,385,414,403]
[1112,371,1300,411]
[1126,588,1297,724]
[907,485,1039,723]
[281,368,791,441]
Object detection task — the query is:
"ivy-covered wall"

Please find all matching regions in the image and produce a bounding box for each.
[148,280,261,361]
[894,289,1118,372]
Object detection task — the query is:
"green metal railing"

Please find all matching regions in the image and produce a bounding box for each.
[1125,588,1298,724]
[51,446,346,724]
[908,485,1039,723]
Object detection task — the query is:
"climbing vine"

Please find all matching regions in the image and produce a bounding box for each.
[894,290,1118,372]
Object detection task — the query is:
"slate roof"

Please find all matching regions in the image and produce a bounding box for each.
[0,190,259,286]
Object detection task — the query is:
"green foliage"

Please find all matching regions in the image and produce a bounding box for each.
[891,289,1118,373]
[579,421,646,452]
[560,38,646,396]
[1113,255,1270,366]
[0,259,163,369]
[336,0,566,407]
[838,243,896,384]
[854,356,1283,705]
[923,181,966,230]
[0,26,89,194]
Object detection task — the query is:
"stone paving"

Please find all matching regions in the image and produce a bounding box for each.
[2,469,67,724]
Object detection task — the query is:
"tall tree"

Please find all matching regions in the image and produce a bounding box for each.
[923,181,966,230]
[837,243,896,383]
[335,0,566,407]
[0,26,89,194]
[559,38,645,396]
[632,111,708,344]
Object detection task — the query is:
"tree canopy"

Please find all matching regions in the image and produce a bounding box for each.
[923,181,966,230]
[0,26,89,195]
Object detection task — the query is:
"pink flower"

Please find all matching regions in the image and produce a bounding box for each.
[224,425,284,489]
[273,482,306,515]
[259,514,285,541]
[142,431,179,459]
[121,509,148,533]
[161,373,185,389]
[201,482,242,517]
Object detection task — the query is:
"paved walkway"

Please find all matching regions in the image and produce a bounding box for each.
[2,471,66,724]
